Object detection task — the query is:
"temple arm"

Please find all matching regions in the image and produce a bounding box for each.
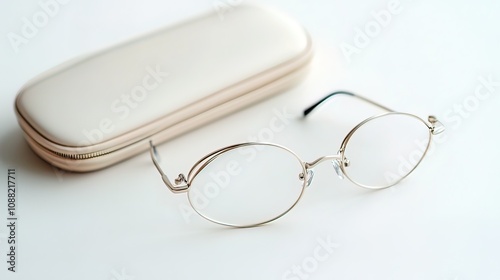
[149,141,189,193]
[303,91,394,117]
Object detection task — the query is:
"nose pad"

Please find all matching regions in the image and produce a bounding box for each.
[299,169,315,187]
[332,159,345,179]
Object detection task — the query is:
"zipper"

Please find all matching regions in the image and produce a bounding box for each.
[49,149,112,160]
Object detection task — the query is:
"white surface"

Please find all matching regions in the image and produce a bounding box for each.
[1,0,499,279]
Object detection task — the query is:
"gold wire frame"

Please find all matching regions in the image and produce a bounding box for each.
[149,91,445,227]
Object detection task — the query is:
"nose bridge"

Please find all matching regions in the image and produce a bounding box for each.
[305,155,341,169]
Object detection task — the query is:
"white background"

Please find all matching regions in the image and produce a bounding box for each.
[1,0,500,279]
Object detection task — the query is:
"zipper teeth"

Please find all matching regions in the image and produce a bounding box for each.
[50,149,112,160]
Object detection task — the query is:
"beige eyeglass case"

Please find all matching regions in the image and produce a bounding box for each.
[14,5,313,172]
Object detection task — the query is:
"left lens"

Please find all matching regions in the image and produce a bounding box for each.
[341,113,431,189]
[187,143,306,227]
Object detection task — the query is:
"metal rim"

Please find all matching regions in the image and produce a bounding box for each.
[186,142,308,227]
[339,112,433,189]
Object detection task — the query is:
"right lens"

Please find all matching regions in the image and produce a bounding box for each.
[187,143,306,227]
[341,113,431,189]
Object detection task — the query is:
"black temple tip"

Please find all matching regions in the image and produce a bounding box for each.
[303,91,355,117]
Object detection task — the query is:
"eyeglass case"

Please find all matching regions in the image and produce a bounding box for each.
[14,5,313,172]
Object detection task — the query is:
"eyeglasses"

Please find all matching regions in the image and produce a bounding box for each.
[150,91,445,227]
